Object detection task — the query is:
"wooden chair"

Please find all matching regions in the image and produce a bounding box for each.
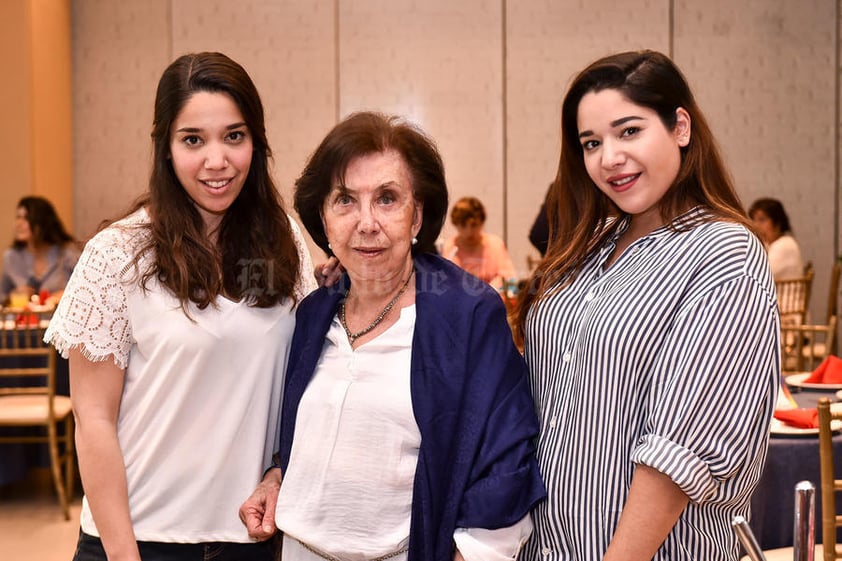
[776,263,815,326]
[813,262,842,357]
[818,397,842,561]
[0,308,74,519]
[781,316,837,375]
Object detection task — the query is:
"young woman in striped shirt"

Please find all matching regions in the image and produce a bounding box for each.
[516,50,780,560]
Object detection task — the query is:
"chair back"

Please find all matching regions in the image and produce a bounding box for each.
[777,264,815,326]
[827,262,841,324]
[0,307,75,520]
[817,397,842,561]
[781,316,837,375]
[0,309,56,404]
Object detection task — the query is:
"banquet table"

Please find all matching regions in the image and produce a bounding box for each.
[749,388,842,548]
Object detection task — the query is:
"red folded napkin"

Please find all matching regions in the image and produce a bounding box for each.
[774,408,819,429]
[803,356,842,384]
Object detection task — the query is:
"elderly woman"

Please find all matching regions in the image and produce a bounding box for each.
[442,196,516,290]
[240,112,545,561]
[748,198,805,279]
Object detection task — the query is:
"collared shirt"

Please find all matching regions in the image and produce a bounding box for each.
[523,210,780,560]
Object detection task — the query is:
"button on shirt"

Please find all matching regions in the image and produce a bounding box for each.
[522,211,780,560]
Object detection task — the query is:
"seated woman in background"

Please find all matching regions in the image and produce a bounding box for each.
[441,196,516,290]
[748,197,805,279]
[1,196,80,306]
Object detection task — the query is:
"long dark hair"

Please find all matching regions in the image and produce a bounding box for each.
[127,52,300,310]
[12,196,75,249]
[516,50,750,341]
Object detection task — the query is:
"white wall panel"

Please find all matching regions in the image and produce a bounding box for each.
[505,0,669,275]
[170,0,336,215]
[71,0,170,239]
[675,0,837,321]
[339,0,505,247]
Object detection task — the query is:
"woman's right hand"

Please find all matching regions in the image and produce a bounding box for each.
[239,467,282,540]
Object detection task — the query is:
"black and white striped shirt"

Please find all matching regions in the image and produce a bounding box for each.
[523,209,780,560]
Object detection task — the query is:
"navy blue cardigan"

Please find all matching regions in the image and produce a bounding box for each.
[279,253,545,560]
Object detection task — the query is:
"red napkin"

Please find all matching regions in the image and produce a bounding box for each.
[774,408,819,429]
[803,356,842,384]
[14,312,39,327]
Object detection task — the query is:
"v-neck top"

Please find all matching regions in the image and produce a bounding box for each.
[45,208,317,542]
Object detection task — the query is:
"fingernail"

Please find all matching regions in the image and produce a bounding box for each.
[263,524,272,532]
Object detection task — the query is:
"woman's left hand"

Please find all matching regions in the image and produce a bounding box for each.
[315,257,344,287]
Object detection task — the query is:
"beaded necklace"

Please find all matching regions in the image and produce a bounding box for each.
[338,267,415,345]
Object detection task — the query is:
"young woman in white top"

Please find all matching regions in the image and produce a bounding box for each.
[45,52,316,561]
[749,197,805,279]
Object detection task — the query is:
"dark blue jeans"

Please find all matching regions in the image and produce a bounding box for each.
[72,531,277,561]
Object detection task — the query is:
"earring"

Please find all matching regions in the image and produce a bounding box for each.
[328,242,332,250]
[411,237,418,246]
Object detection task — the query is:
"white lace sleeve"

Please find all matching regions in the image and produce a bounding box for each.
[289,216,318,300]
[44,219,146,369]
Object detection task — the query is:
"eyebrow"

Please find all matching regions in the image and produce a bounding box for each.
[578,115,645,139]
[175,122,247,134]
[332,180,401,192]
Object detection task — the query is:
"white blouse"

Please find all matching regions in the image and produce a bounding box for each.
[767,233,804,280]
[276,304,531,561]
[45,209,317,543]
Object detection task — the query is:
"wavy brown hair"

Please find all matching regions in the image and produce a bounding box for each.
[294,111,448,256]
[516,50,751,343]
[126,52,300,311]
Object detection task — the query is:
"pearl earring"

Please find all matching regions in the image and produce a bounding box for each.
[411,237,418,246]
[328,243,332,250]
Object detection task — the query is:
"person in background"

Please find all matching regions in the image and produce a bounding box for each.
[749,197,805,279]
[239,111,545,561]
[44,52,316,561]
[1,196,80,306]
[528,183,553,256]
[516,50,779,560]
[441,196,516,290]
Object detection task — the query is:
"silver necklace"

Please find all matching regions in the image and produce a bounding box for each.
[338,267,414,345]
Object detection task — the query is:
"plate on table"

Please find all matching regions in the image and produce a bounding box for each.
[770,417,842,437]
[785,372,842,391]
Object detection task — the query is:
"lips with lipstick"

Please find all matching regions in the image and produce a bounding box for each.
[607,173,641,192]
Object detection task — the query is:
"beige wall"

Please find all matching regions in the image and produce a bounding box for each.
[0,0,73,243]
[67,0,841,319]
[31,0,73,229]
[0,0,33,246]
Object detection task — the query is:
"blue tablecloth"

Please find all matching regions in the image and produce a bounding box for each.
[750,389,842,548]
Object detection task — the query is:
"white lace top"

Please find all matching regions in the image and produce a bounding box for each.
[45,208,317,542]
